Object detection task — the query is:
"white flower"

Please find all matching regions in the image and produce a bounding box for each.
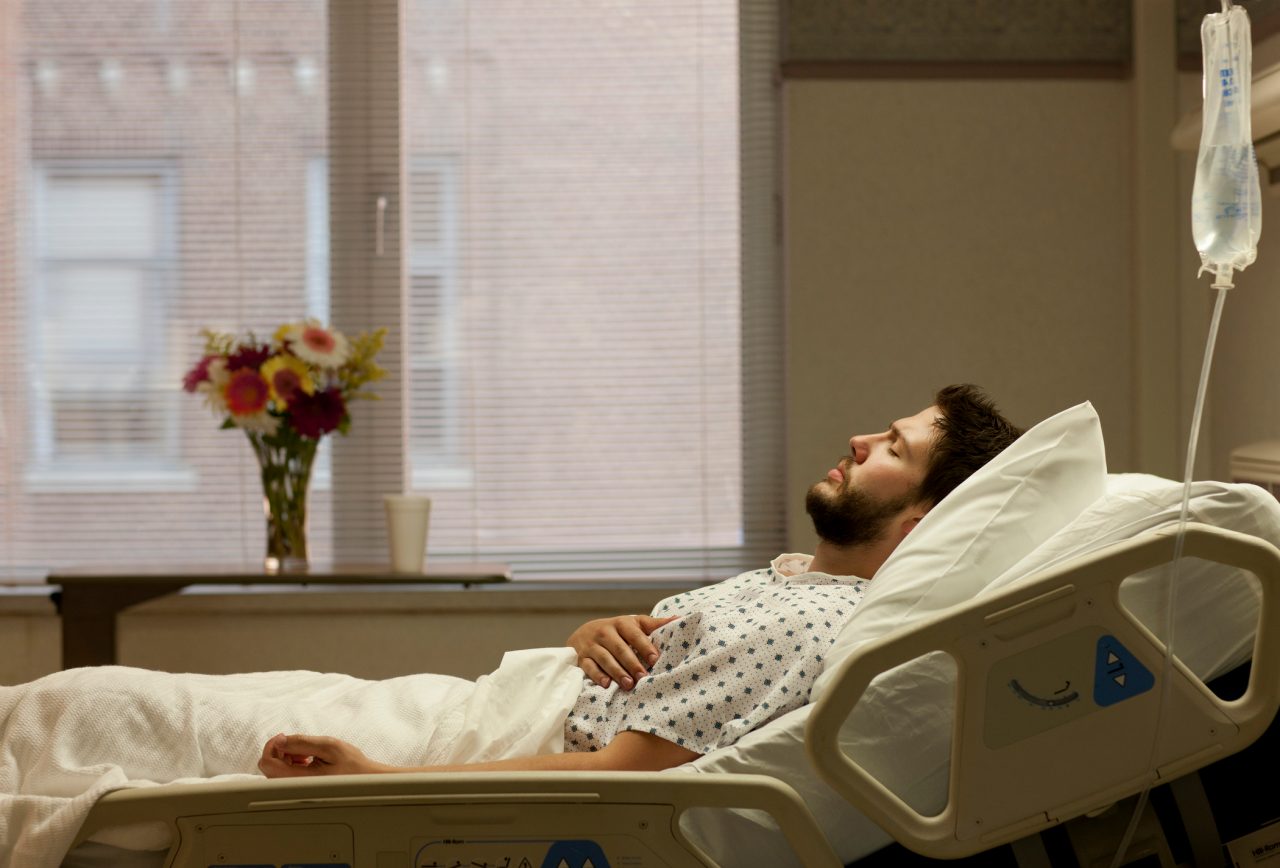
[233,409,280,434]
[285,320,350,368]
[197,358,230,415]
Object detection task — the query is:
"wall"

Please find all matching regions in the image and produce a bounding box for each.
[1205,33,1280,480]
[784,78,1134,550]
[0,584,685,685]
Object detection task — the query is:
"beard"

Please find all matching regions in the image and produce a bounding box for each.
[805,479,914,548]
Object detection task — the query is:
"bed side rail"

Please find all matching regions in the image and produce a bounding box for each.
[806,521,1280,860]
[75,769,842,868]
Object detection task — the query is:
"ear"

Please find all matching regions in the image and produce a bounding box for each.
[896,507,929,541]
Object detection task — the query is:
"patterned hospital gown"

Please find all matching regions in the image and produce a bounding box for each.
[563,553,867,755]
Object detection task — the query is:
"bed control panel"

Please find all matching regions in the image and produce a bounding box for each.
[983,628,1155,749]
[198,821,353,867]
[177,803,697,868]
[413,837,628,867]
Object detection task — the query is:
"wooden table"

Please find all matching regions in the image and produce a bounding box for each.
[47,563,511,669]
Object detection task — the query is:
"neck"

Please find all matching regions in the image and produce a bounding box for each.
[807,536,896,579]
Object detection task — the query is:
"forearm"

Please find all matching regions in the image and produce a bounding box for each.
[262,730,699,778]
[386,749,648,775]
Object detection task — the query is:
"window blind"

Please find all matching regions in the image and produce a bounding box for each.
[399,0,784,578]
[0,0,781,582]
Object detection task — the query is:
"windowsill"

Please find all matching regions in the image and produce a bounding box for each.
[0,580,698,616]
[23,464,199,493]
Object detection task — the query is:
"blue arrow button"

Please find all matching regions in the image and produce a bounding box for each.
[1093,635,1155,707]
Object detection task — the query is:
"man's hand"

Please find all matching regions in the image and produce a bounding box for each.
[567,614,679,690]
[259,733,391,778]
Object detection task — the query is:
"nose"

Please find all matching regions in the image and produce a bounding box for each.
[849,432,880,466]
[849,431,884,464]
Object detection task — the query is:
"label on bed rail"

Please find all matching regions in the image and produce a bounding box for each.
[984,627,1156,749]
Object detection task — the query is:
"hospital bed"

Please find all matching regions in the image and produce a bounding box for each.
[56,405,1280,867]
[809,520,1280,867]
[64,522,1280,868]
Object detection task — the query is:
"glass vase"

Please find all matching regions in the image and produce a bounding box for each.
[246,428,319,573]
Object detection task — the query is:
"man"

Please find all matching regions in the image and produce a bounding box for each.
[259,384,1021,778]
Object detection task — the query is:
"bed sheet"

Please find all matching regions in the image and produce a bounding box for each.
[5,648,582,868]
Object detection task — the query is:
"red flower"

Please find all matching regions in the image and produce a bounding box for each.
[227,345,271,372]
[270,367,306,404]
[225,369,270,416]
[182,354,217,392]
[289,387,346,438]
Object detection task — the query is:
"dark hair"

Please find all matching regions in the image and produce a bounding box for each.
[916,384,1022,509]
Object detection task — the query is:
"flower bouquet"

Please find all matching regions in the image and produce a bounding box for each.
[183,320,386,571]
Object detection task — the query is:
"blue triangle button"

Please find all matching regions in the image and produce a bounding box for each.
[1093,635,1155,707]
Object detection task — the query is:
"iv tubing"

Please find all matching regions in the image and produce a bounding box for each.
[1107,281,1231,868]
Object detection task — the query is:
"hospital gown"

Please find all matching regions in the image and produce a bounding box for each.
[564,553,867,755]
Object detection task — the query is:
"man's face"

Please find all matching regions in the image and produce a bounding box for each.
[805,405,942,547]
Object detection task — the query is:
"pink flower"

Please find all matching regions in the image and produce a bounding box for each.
[289,387,346,438]
[224,369,270,416]
[227,345,272,372]
[182,354,218,393]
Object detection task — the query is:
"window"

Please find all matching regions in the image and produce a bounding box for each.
[401,1,783,578]
[28,165,188,486]
[407,159,465,486]
[0,0,780,581]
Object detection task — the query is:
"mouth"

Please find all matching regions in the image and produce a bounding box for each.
[826,458,849,484]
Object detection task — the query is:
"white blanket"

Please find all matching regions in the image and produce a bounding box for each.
[0,648,583,868]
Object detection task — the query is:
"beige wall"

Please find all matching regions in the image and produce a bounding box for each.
[783,78,1135,550]
[1205,31,1280,479]
[1212,203,1280,479]
[0,584,685,684]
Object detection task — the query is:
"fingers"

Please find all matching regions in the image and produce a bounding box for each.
[602,628,650,685]
[592,615,677,689]
[638,614,680,633]
[633,615,680,663]
[571,613,680,691]
[582,639,634,690]
[579,657,610,689]
[257,733,339,778]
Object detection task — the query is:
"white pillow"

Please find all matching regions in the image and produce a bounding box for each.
[985,473,1278,680]
[680,401,1109,867]
[814,400,1108,695]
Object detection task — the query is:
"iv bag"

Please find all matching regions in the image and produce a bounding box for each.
[1191,5,1262,285]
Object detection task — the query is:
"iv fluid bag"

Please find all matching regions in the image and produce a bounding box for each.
[1191,5,1262,282]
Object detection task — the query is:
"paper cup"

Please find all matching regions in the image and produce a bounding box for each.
[384,494,432,573]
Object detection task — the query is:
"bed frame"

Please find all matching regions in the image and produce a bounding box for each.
[69,521,1280,868]
[809,520,1280,863]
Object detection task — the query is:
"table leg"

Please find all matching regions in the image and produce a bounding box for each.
[55,583,187,668]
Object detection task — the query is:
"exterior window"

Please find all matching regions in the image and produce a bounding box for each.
[1,0,778,579]
[306,157,333,491]
[29,165,185,483]
[306,157,329,321]
[407,159,464,486]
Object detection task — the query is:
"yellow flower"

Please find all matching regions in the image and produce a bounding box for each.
[273,322,302,347]
[261,354,316,408]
